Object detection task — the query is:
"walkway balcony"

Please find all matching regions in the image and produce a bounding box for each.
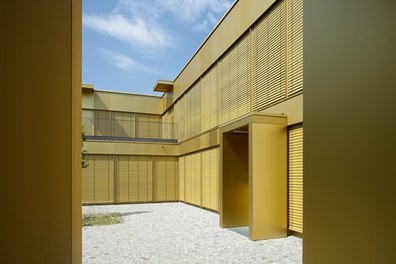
[82,116,178,143]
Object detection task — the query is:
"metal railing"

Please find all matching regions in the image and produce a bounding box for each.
[82,117,178,143]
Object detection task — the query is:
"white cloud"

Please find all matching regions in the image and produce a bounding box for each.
[99,49,160,75]
[83,0,233,54]
[114,0,234,31]
[83,13,175,52]
[157,0,233,24]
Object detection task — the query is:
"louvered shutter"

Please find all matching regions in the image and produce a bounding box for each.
[219,33,251,125]
[94,155,113,203]
[128,156,139,202]
[202,149,211,209]
[195,82,202,136]
[138,156,152,202]
[208,66,219,130]
[288,124,303,233]
[287,0,303,96]
[195,152,202,206]
[82,154,94,204]
[252,0,286,111]
[210,148,220,211]
[178,156,185,201]
[166,157,177,200]
[154,156,167,201]
[115,155,129,203]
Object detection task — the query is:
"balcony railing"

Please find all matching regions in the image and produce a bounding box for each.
[82,117,178,143]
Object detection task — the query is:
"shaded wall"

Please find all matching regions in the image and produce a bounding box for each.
[304,0,396,263]
[1,0,81,263]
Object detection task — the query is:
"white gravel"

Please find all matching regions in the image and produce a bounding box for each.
[83,202,302,264]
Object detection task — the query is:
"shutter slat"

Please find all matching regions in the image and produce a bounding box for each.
[288,123,303,233]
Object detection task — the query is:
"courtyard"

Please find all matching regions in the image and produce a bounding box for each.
[83,202,302,263]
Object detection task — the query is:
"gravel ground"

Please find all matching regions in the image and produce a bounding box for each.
[83,202,302,264]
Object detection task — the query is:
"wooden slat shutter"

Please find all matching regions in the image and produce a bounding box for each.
[185,89,193,140]
[288,124,303,233]
[138,156,152,202]
[210,148,220,211]
[219,51,230,124]
[115,155,129,203]
[128,156,138,202]
[219,33,251,125]
[178,156,185,201]
[252,0,286,111]
[194,152,202,206]
[185,154,192,204]
[166,157,177,200]
[176,96,186,142]
[287,0,303,96]
[94,155,112,203]
[154,156,167,201]
[202,149,211,209]
[82,154,94,204]
[195,82,202,136]
[208,65,219,130]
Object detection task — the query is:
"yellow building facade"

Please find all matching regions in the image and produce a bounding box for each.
[83,0,303,240]
[4,0,395,263]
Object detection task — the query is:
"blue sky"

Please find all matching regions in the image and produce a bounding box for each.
[83,0,234,95]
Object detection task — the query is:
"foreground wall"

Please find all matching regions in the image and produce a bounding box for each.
[1,1,81,263]
[304,0,396,263]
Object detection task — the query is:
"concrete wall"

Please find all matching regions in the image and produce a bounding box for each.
[1,0,81,263]
[304,0,396,263]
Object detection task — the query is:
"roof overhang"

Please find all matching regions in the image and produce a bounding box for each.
[153,80,173,93]
[82,83,94,93]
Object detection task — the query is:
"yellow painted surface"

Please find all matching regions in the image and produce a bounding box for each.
[178,129,219,155]
[2,0,82,262]
[82,92,94,109]
[72,1,82,261]
[86,141,179,156]
[249,123,287,240]
[260,94,303,126]
[220,113,287,240]
[221,133,249,227]
[304,1,396,263]
[93,90,163,114]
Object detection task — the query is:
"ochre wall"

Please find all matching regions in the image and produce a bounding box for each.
[1,0,81,263]
[92,90,163,114]
[304,0,396,263]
